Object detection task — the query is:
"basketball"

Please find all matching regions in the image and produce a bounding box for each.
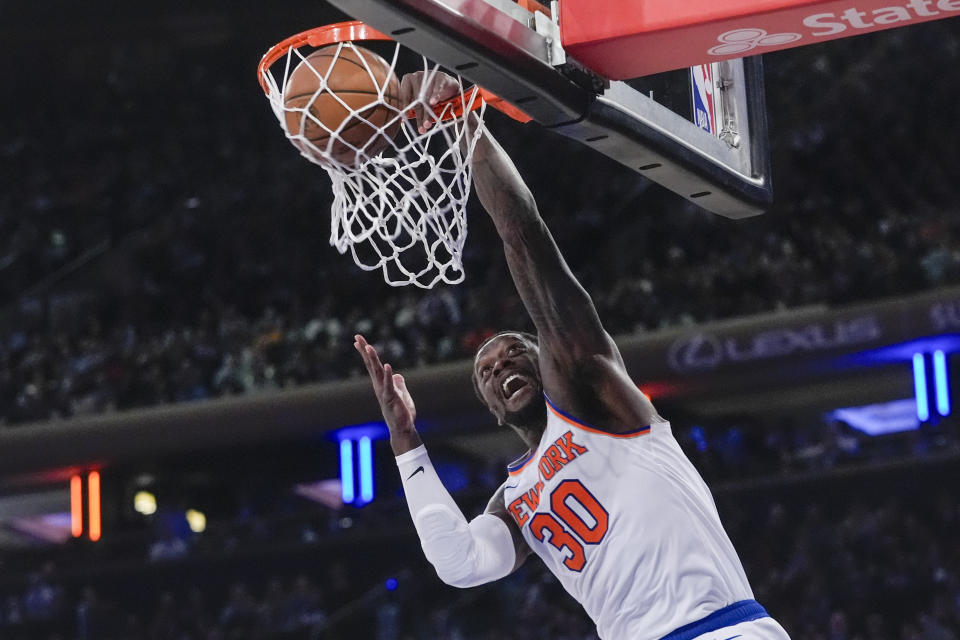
[283,45,402,166]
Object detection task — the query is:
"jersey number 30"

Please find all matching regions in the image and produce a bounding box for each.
[529,479,609,572]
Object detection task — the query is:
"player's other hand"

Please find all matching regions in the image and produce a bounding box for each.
[400,70,461,134]
[354,334,423,454]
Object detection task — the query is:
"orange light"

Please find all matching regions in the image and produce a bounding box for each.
[87,471,101,542]
[70,475,83,538]
[637,381,680,401]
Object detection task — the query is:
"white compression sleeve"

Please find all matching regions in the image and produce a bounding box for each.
[395,445,516,588]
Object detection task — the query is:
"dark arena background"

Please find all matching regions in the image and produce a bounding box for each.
[2,1,960,639]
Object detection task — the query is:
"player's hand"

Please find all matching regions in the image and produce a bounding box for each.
[354,334,422,454]
[400,70,461,134]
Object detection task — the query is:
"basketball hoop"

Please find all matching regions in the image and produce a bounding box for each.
[258,21,530,288]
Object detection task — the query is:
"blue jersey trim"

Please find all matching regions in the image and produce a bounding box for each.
[659,600,769,640]
[507,450,536,473]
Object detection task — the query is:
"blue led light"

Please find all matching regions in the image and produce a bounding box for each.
[689,426,708,452]
[933,350,951,417]
[385,577,398,591]
[333,424,388,507]
[340,439,355,504]
[359,436,374,504]
[332,422,389,442]
[830,399,920,436]
[913,352,930,422]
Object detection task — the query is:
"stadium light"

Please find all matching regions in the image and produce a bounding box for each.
[134,491,157,516]
[913,352,930,422]
[88,471,101,542]
[933,350,951,417]
[340,439,355,504]
[70,475,83,538]
[186,509,207,533]
[359,436,374,505]
[333,423,388,506]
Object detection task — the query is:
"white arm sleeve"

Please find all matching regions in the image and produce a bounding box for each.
[395,445,516,588]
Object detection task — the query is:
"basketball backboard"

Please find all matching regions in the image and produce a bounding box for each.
[324,0,772,219]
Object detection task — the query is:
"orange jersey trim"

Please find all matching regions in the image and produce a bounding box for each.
[507,451,538,476]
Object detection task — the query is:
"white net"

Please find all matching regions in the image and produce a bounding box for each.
[260,38,486,288]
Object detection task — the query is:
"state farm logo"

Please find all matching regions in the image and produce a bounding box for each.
[709,28,802,56]
[707,0,960,57]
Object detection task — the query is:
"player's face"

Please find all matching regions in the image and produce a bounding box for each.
[473,334,542,425]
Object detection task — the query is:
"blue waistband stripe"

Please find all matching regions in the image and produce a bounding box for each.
[659,600,769,640]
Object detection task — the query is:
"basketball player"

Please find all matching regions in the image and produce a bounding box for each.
[354,72,791,640]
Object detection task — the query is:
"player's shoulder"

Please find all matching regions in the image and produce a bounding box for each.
[488,477,513,503]
[544,379,662,436]
[483,479,516,523]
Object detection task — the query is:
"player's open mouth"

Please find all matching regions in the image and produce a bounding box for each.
[501,373,529,400]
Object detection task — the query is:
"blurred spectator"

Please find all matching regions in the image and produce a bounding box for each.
[75,586,113,640]
[219,582,260,633]
[22,563,63,623]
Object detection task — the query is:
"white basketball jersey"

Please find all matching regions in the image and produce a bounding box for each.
[502,397,754,640]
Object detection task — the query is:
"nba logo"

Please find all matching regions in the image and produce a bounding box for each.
[690,63,719,136]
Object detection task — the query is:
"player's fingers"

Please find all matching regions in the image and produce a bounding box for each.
[396,375,416,419]
[354,336,369,365]
[401,72,428,132]
[427,74,460,132]
[355,334,374,358]
[362,359,382,394]
[424,73,447,131]
[355,334,369,357]
[394,373,411,400]
[365,344,385,371]
[382,363,397,399]
[359,344,385,392]
[430,77,454,105]
[418,102,429,133]
[399,73,418,111]
[423,70,449,131]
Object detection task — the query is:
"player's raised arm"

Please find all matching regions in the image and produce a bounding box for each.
[470,128,667,431]
[403,72,659,432]
[470,129,611,356]
[402,72,609,360]
[354,335,525,587]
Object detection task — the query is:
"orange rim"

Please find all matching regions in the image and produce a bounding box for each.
[257,20,531,123]
[257,21,390,96]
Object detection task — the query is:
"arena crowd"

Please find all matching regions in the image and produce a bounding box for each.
[2,18,959,426]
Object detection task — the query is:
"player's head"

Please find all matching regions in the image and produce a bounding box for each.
[472,331,543,428]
